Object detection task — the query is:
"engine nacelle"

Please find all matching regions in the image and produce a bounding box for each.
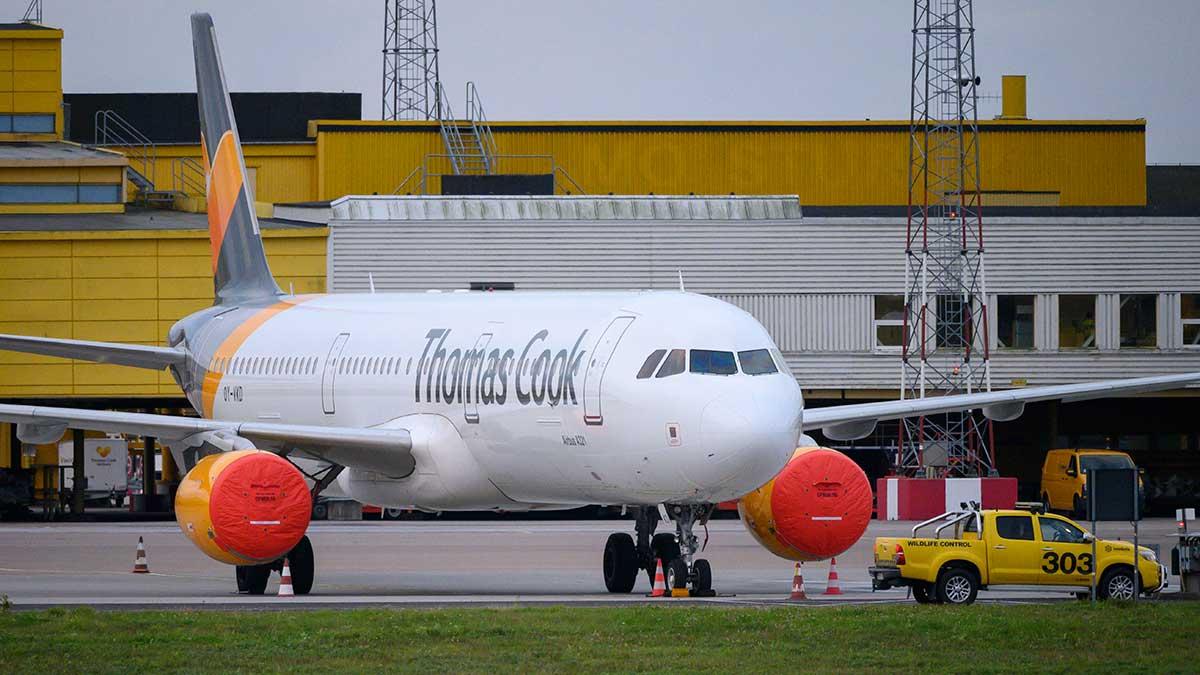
[738,446,872,562]
[175,449,311,566]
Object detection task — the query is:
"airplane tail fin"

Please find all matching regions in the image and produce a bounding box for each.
[191,13,281,305]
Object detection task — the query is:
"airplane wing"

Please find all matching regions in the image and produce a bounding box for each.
[0,403,414,478]
[804,372,1200,440]
[0,334,186,370]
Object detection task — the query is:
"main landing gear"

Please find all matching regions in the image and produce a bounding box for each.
[603,504,715,597]
[236,534,315,595]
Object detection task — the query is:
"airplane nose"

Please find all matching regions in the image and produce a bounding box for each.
[688,388,800,497]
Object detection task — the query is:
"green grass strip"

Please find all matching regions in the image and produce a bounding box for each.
[0,603,1195,673]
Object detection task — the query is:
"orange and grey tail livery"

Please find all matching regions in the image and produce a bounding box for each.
[192,13,281,305]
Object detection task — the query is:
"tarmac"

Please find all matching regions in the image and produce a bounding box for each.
[0,517,1184,609]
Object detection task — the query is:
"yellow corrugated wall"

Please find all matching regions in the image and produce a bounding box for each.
[0,28,64,140]
[0,228,327,398]
[313,121,1146,206]
[113,143,318,205]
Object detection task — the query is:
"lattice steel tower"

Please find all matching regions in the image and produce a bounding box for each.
[900,0,994,477]
[382,0,440,121]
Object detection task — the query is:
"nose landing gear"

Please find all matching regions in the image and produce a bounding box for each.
[235,534,314,595]
[602,503,715,596]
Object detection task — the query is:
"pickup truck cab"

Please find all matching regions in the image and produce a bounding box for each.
[869,506,1166,604]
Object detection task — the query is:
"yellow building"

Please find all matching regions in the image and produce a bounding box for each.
[307,117,1146,207]
[0,22,128,215]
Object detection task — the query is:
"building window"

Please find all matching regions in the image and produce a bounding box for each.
[0,114,55,133]
[1119,294,1156,348]
[1183,293,1200,348]
[79,185,122,203]
[936,295,971,349]
[996,295,1034,349]
[1059,295,1096,349]
[0,184,122,204]
[874,295,904,349]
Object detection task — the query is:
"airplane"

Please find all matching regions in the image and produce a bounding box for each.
[0,13,1196,596]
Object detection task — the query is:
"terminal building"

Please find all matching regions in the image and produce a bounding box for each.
[0,20,1196,514]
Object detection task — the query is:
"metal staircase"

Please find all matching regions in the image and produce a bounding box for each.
[438,82,497,175]
[93,110,177,205]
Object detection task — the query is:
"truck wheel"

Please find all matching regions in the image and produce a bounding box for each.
[1041,492,1051,512]
[936,567,978,605]
[1098,567,1137,601]
[1072,494,1085,519]
[912,582,939,604]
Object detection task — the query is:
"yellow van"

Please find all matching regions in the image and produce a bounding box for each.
[1040,449,1142,517]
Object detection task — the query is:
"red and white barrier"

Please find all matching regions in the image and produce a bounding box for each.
[876,477,1017,521]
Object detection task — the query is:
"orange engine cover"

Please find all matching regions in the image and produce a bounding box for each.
[738,446,872,561]
[174,449,312,566]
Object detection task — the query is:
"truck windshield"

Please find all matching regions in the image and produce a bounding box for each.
[1080,455,1134,471]
[1039,517,1088,544]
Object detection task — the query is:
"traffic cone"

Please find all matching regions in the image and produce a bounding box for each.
[789,562,807,600]
[277,558,294,597]
[824,557,843,596]
[650,558,667,598]
[132,536,149,574]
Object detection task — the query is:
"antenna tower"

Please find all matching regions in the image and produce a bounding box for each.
[900,0,994,478]
[382,0,440,121]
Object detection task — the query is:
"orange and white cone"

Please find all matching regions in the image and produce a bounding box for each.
[277,558,294,597]
[824,557,843,595]
[789,562,807,600]
[650,558,667,598]
[132,536,150,574]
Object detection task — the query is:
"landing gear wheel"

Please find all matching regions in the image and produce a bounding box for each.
[650,532,680,569]
[912,582,937,604]
[237,564,271,595]
[287,535,315,595]
[692,559,712,593]
[603,532,638,593]
[666,558,689,591]
[1099,567,1137,601]
[935,567,978,605]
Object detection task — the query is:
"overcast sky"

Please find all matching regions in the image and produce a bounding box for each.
[13,1,1200,162]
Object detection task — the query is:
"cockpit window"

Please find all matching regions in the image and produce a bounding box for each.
[637,349,667,379]
[738,349,778,375]
[655,349,686,378]
[689,349,737,375]
[771,347,794,378]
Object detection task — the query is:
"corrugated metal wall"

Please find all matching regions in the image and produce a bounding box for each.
[0,228,327,398]
[313,120,1147,206]
[328,196,1200,391]
[330,199,1200,294]
[114,143,318,205]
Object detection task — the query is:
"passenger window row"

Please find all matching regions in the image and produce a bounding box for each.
[212,355,411,378]
[636,348,779,379]
[334,355,409,377]
[212,355,320,377]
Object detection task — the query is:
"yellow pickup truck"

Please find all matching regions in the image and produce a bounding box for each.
[869,506,1166,604]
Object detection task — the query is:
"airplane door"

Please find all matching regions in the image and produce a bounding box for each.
[464,332,493,423]
[321,332,350,414]
[583,316,635,425]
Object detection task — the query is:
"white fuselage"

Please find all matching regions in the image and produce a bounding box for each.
[201,291,803,510]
